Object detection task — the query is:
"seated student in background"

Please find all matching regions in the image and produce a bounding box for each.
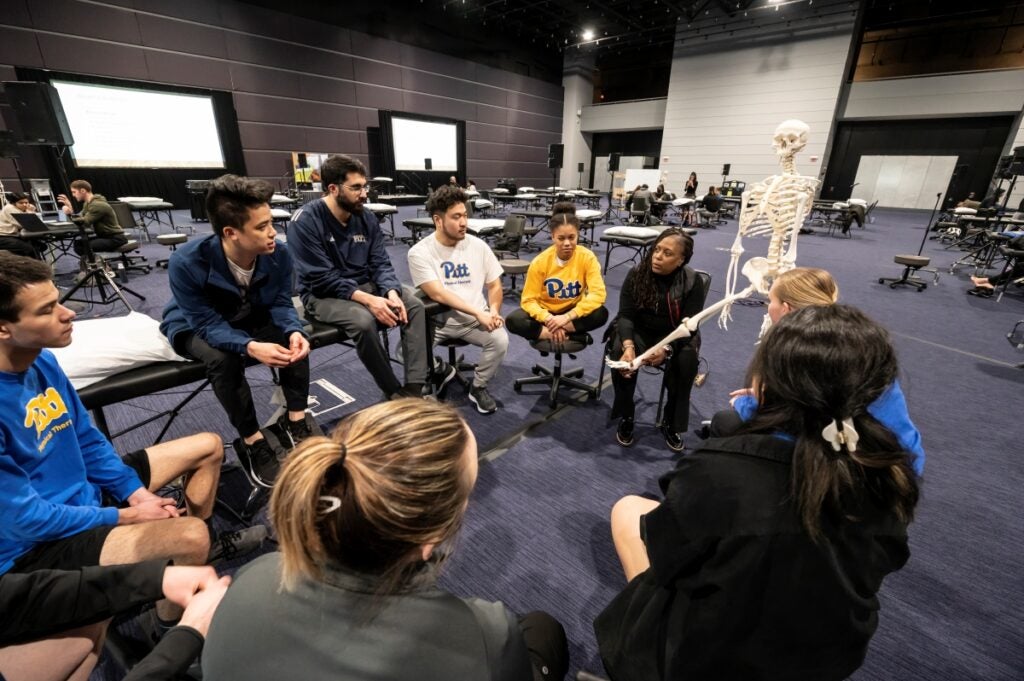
[57,180,127,260]
[597,304,920,681]
[465,179,477,192]
[161,175,312,489]
[609,230,702,453]
[409,185,508,414]
[0,252,258,642]
[507,202,608,345]
[699,184,723,216]
[0,561,230,681]
[970,233,1024,296]
[979,187,1005,210]
[289,154,441,399]
[651,184,674,219]
[0,193,42,259]
[713,267,925,476]
[202,399,570,681]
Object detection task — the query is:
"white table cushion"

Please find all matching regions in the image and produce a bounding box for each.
[672,197,694,206]
[577,209,602,220]
[515,193,538,200]
[117,196,163,203]
[847,198,868,206]
[519,186,535,192]
[473,199,494,209]
[364,203,398,212]
[832,202,850,209]
[954,207,977,215]
[372,176,393,183]
[270,208,292,219]
[468,218,506,232]
[491,187,509,194]
[270,193,295,204]
[602,226,661,240]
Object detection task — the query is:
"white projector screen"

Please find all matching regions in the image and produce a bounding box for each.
[391,117,457,171]
[53,80,226,169]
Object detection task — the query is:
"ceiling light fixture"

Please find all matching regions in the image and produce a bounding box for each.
[582,28,595,41]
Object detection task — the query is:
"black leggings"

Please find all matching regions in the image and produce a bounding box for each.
[609,332,699,432]
[506,305,609,341]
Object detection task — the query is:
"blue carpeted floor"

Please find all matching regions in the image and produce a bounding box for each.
[82,203,1023,680]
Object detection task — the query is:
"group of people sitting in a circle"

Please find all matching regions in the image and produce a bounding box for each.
[0,157,923,680]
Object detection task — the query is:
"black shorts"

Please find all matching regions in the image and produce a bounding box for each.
[8,449,151,573]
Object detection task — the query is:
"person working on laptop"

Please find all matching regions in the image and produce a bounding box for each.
[0,193,42,259]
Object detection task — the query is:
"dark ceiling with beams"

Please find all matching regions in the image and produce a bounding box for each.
[241,0,1023,100]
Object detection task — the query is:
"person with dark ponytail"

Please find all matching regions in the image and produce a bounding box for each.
[609,229,703,452]
[506,202,608,345]
[596,305,920,681]
[202,399,568,681]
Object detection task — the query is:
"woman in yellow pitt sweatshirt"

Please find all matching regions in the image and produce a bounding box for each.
[506,203,609,344]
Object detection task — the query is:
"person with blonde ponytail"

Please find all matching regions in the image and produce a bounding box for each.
[597,305,920,681]
[719,267,924,476]
[201,399,568,681]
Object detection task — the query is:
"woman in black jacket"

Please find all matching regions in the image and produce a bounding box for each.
[596,304,920,681]
[609,229,703,452]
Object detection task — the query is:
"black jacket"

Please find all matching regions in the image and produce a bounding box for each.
[595,434,911,681]
[609,265,704,349]
[0,559,203,680]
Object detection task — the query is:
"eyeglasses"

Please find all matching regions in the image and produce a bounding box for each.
[342,183,369,194]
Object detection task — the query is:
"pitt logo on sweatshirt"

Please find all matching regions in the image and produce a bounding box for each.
[544,278,582,299]
[24,387,69,438]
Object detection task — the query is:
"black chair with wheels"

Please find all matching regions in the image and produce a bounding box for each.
[107,202,152,280]
[629,195,651,225]
[493,214,532,296]
[879,255,938,291]
[514,336,599,409]
[435,337,475,393]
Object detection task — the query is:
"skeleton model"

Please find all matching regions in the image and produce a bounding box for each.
[607,120,818,372]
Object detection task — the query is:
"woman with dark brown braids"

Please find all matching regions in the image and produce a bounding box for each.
[597,305,919,681]
[202,399,568,681]
[609,229,703,452]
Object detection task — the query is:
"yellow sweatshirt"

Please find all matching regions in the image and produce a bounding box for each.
[520,245,607,321]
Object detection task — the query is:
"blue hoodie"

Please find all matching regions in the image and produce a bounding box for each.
[0,351,142,574]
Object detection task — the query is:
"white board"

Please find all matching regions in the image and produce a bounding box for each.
[853,155,957,209]
[623,168,662,192]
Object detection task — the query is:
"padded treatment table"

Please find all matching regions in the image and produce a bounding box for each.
[599,224,698,274]
[119,197,182,238]
[365,202,399,239]
[79,319,343,442]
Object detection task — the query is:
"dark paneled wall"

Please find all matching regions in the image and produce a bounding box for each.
[0,0,563,199]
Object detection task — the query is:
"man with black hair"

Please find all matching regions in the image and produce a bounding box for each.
[289,154,445,399]
[161,174,312,488]
[409,185,508,414]
[0,252,257,640]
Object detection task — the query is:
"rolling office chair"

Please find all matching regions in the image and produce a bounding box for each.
[629,195,651,225]
[493,214,532,295]
[103,202,151,281]
[513,335,599,409]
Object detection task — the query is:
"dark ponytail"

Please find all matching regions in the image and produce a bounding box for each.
[743,305,919,539]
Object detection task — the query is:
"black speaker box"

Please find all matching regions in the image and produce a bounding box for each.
[577,162,584,173]
[3,82,74,146]
[721,163,731,176]
[547,143,563,169]
[608,153,621,172]
[0,130,19,159]
[424,157,432,171]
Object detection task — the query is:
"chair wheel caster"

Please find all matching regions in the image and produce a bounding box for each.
[531,366,542,376]
[878,278,885,284]
[548,400,558,409]
[513,384,522,393]
[917,285,926,291]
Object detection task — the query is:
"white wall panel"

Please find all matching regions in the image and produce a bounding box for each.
[853,155,957,209]
[659,33,853,196]
[581,98,667,133]
[844,70,1024,119]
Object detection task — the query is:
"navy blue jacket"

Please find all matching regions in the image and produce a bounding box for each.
[287,199,401,305]
[160,234,305,355]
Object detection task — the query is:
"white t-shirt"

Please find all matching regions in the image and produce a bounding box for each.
[408,233,503,327]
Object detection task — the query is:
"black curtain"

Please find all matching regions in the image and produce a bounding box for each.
[12,68,245,208]
[589,129,663,187]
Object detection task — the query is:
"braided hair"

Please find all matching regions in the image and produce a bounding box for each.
[629,229,694,313]
[548,201,579,233]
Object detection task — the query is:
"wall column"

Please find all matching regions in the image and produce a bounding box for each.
[559,50,595,189]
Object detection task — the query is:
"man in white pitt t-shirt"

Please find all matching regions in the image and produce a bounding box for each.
[408,185,508,414]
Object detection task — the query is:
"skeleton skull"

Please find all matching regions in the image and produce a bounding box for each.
[772,119,809,157]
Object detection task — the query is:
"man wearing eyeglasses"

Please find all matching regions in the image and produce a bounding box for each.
[289,154,448,400]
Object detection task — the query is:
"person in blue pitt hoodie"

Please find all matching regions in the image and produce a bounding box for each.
[162,175,311,489]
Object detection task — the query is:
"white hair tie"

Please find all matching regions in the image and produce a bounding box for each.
[821,417,859,453]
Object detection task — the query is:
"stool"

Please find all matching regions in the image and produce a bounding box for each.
[501,259,531,296]
[513,335,599,409]
[879,255,935,291]
[436,338,475,391]
[157,234,189,268]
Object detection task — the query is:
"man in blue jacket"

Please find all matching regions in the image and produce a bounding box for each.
[162,175,311,488]
[288,154,448,399]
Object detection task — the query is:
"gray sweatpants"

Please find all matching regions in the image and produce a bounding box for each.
[434,321,509,389]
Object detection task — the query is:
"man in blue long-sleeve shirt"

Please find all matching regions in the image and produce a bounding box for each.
[0,253,253,632]
[289,154,442,398]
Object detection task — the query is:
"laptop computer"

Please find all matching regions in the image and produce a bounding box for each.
[12,212,67,233]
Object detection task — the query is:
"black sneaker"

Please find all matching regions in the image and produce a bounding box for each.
[661,425,685,453]
[234,437,280,488]
[468,385,498,414]
[208,525,268,566]
[616,417,635,447]
[277,413,313,449]
[430,360,457,396]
